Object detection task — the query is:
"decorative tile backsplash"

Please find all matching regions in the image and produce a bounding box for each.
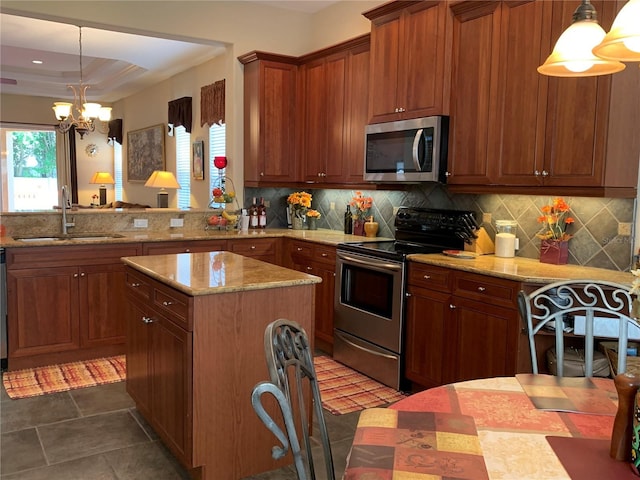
[246,185,637,271]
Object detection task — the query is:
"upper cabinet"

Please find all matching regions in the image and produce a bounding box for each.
[239,52,299,186]
[299,35,371,185]
[364,0,451,124]
[447,0,640,197]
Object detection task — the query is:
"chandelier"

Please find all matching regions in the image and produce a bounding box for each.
[52,26,111,138]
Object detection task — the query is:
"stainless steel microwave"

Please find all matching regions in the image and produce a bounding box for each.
[364,116,448,183]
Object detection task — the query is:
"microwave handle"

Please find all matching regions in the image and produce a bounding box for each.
[412,129,423,172]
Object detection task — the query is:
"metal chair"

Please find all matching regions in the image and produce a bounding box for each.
[518,280,638,377]
[251,319,335,480]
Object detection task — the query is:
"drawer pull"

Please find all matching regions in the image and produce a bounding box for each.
[142,316,154,324]
[131,282,141,288]
[185,249,190,253]
[251,245,256,250]
[321,253,328,257]
[477,286,486,292]
[423,275,431,280]
[297,247,303,251]
[162,301,174,306]
[449,304,456,309]
[306,266,313,271]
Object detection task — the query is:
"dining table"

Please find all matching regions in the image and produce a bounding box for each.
[343,374,637,479]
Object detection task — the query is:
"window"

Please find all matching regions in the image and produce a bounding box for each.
[0,124,59,211]
[175,125,191,209]
[209,123,226,202]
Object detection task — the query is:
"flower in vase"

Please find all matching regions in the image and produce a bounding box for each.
[306,209,321,218]
[287,191,312,218]
[536,197,574,242]
[350,191,373,220]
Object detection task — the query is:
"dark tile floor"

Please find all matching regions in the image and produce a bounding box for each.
[0,380,360,480]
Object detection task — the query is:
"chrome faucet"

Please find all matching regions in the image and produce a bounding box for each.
[61,185,75,234]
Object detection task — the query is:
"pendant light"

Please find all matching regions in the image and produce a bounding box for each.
[538,0,625,77]
[592,0,640,62]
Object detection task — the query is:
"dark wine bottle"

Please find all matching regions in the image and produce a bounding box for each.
[344,205,353,234]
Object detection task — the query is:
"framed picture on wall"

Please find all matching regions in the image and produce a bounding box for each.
[127,124,165,182]
[192,140,205,181]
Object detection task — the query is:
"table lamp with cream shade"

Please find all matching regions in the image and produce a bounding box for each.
[144,171,180,208]
[89,172,115,206]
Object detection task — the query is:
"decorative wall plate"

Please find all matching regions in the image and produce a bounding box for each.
[85,144,99,157]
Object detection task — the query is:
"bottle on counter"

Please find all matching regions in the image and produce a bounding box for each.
[250,197,259,229]
[344,205,353,234]
[258,197,267,229]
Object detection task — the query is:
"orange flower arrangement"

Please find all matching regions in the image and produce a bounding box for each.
[350,191,373,220]
[536,197,574,241]
[306,209,321,218]
[287,191,312,218]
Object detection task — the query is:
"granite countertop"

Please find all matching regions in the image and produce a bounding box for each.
[409,253,634,286]
[0,228,393,248]
[122,251,322,296]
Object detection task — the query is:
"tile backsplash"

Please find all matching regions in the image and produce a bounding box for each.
[246,185,637,271]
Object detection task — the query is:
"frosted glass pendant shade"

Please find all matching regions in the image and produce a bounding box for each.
[592,0,640,61]
[538,20,625,76]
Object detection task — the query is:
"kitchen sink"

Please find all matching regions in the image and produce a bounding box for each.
[15,233,124,242]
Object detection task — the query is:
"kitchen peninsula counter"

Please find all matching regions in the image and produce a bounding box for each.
[122,251,319,479]
[408,253,633,285]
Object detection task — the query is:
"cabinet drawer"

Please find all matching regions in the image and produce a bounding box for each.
[153,286,190,329]
[314,245,336,266]
[230,239,275,256]
[289,240,313,259]
[125,270,152,301]
[408,263,452,293]
[453,272,519,308]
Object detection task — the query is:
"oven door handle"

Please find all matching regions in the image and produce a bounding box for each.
[337,251,403,272]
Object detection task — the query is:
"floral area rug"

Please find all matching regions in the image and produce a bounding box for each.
[313,355,407,415]
[2,355,126,399]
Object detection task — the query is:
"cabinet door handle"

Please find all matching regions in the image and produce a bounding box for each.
[405,292,412,298]
[306,266,313,271]
[449,304,456,309]
[477,286,486,292]
[534,170,540,176]
[423,275,431,280]
[162,301,174,306]
[296,247,303,251]
[73,273,78,278]
[131,282,141,288]
[444,171,452,177]
[260,172,264,177]
[541,170,549,177]
[142,316,154,324]
[321,253,328,257]
[80,272,85,277]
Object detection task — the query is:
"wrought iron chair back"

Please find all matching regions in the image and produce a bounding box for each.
[518,280,637,377]
[251,319,335,480]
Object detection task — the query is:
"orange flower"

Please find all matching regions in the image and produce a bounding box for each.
[536,197,574,241]
[350,191,373,219]
[287,191,313,218]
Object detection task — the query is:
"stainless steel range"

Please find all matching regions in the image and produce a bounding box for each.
[334,207,479,390]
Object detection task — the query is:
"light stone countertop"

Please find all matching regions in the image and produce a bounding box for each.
[0,228,392,248]
[408,253,634,286]
[122,251,322,296]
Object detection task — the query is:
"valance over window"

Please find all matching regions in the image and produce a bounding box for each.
[168,96,193,133]
[201,79,225,127]
[107,119,123,145]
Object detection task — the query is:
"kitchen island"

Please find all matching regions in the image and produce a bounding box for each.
[121,251,321,480]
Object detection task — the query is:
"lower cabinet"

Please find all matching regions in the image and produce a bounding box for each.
[286,239,336,353]
[229,237,279,264]
[6,243,141,370]
[125,267,193,466]
[405,262,523,389]
[142,240,226,255]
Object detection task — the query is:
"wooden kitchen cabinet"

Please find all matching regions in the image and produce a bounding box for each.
[299,35,371,185]
[286,239,336,353]
[229,237,279,264]
[6,243,142,370]
[142,239,226,255]
[364,0,450,124]
[125,269,193,466]
[447,0,640,197]
[405,262,523,389]
[239,51,299,186]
